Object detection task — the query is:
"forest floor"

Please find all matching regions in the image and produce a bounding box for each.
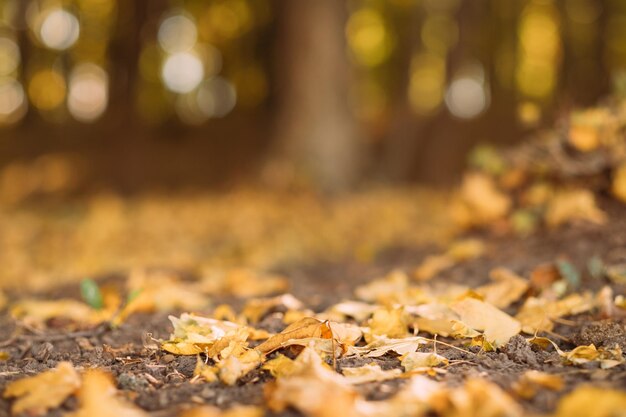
[2,99,626,417]
[1,193,626,417]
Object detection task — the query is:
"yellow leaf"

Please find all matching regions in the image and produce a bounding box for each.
[354,270,409,303]
[513,370,563,399]
[3,362,80,416]
[325,300,379,322]
[516,293,594,334]
[545,189,606,228]
[365,307,410,342]
[341,363,402,384]
[180,405,264,417]
[476,268,528,309]
[262,354,297,378]
[401,351,448,372]
[414,255,455,282]
[65,369,148,417]
[217,349,263,386]
[612,163,626,204]
[241,294,303,324]
[193,356,218,382]
[202,268,289,298]
[450,298,521,347]
[554,386,626,417]
[451,173,511,227]
[569,124,600,152]
[10,299,98,327]
[255,317,332,354]
[265,347,358,417]
[353,336,429,358]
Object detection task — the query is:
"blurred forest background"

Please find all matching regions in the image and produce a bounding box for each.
[0,0,625,197]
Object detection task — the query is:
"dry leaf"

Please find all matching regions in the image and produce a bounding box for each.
[612,163,626,204]
[114,270,208,325]
[513,370,563,399]
[325,300,379,322]
[476,268,528,309]
[516,293,595,334]
[202,268,289,298]
[265,347,359,417]
[262,354,297,378]
[365,307,410,342]
[433,378,523,417]
[241,294,303,324]
[3,362,80,416]
[553,386,626,417]
[354,270,409,303]
[545,189,606,228]
[10,299,99,327]
[217,348,263,385]
[193,356,218,382]
[162,313,244,355]
[353,336,429,358]
[414,255,455,281]
[341,363,402,384]
[451,172,511,227]
[179,405,263,417]
[450,298,521,347]
[409,303,459,336]
[255,317,332,354]
[401,351,448,372]
[65,369,148,417]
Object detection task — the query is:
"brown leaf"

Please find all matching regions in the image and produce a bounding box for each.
[3,362,80,416]
[255,317,332,354]
[65,369,148,417]
[450,298,521,347]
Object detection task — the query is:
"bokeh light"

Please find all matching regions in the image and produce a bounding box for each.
[39,8,80,51]
[346,8,393,67]
[161,51,205,94]
[0,37,20,76]
[68,63,108,122]
[197,77,237,118]
[158,13,198,54]
[408,52,446,115]
[445,63,490,120]
[28,69,66,111]
[0,78,27,125]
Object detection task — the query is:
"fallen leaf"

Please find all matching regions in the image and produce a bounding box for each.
[241,294,303,324]
[612,163,626,204]
[476,268,529,309]
[451,172,511,227]
[255,317,332,355]
[545,189,606,228]
[65,369,148,417]
[193,356,218,382]
[516,293,595,334]
[354,270,409,303]
[353,336,428,358]
[262,354,297,378]
[341,363,402,384]
[162,313,244,355]
[450,298,521,347]
[365,307,410,342]
[414,255,455,282]
[217,348,263,385]
[553,386,626,417]
[3,362,80,416]
[325,301,379,322]
[513,370,564,399]
[10,299,99,327]
[408,303,458,336]
[179,405,264,417]
[401,351,448,372]
[202,268,289,298]
[265,347,359,417]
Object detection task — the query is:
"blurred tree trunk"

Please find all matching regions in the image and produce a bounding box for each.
[266,0,362,191]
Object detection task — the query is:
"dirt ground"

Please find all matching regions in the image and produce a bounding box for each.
[1,197,626,417]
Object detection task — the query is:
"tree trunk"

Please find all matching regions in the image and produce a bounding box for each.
[267,0,362,192]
